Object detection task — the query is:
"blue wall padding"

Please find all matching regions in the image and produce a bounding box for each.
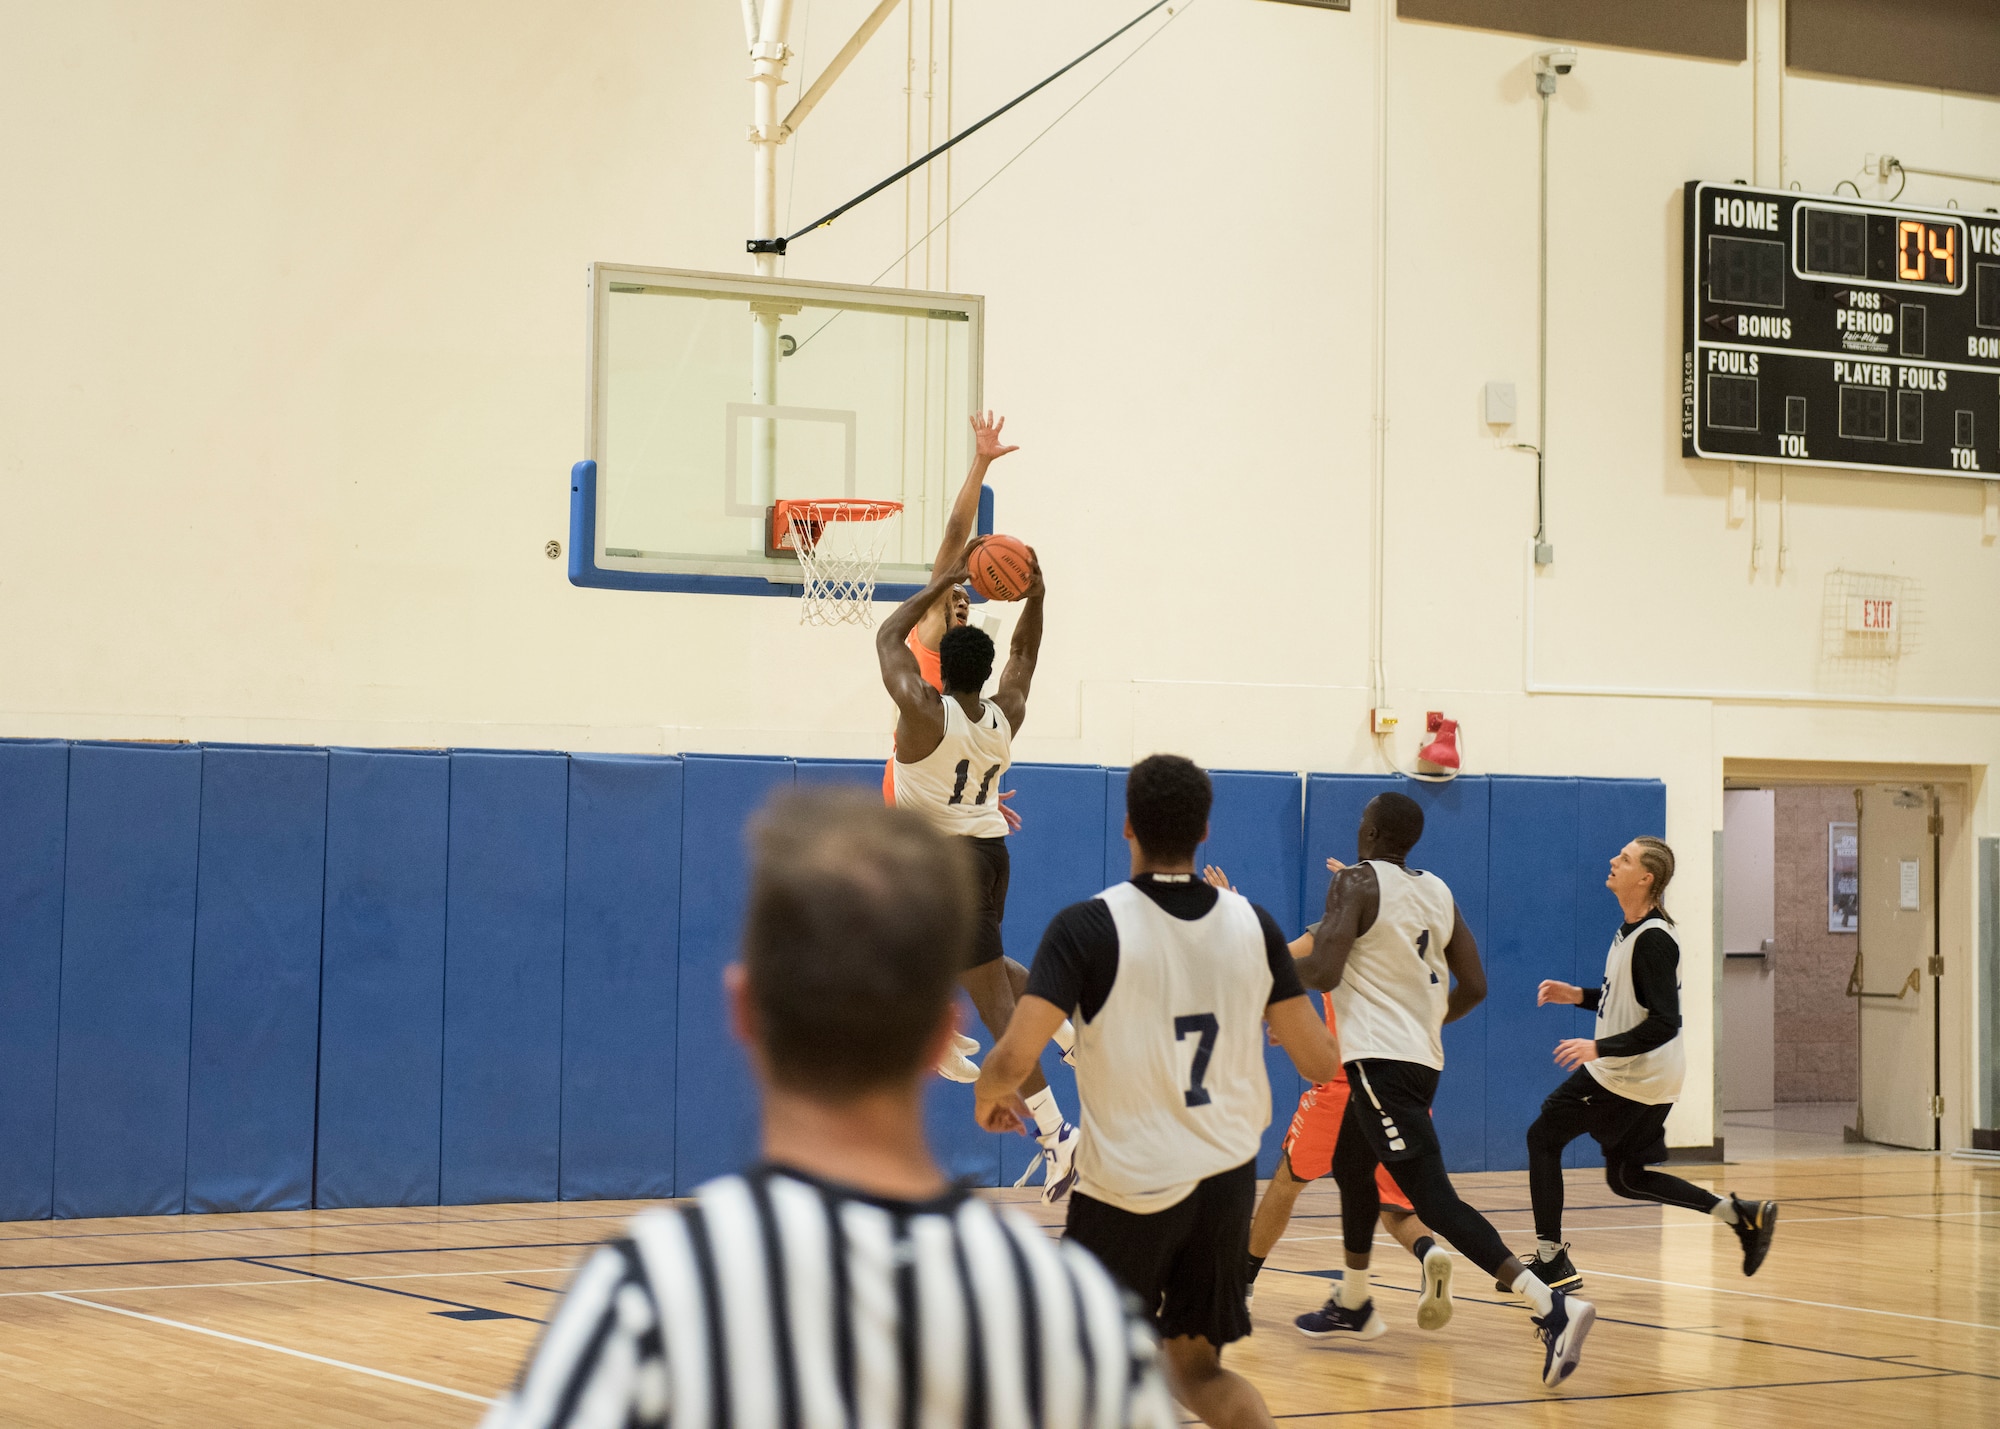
[798,757,1001,1188]
[560,755,682,1201]
[1198,771,1310,1176]
[1303,775,1492,1171]
[53,743,203,1218]
[1483,778,1579,1172]
[1565,779,1667,1168]
[440,753,568,1206]
[0,742,68,1221]
[184,747,328,1214]
[676,755,795,1192]
[992,763,1108,1185]
[315,750,451,1209]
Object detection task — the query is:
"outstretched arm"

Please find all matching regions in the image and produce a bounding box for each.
[974,993,1067,1134]
[989,549,1044,734]
[915,412,1018,648]
[1295,864,1379,992]
[878,557,969,755]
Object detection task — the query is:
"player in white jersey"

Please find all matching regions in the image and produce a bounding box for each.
[976,755,1346,1429]
[1295,792,1598,1391]
[875,542,1081,1200]
[1521,836,1778,1292]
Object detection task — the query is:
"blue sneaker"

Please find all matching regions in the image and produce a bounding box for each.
[1295,1296,1387,1342]
[1533,1290,1595,1388]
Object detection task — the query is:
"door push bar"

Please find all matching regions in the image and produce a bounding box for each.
[1846,950,1922,1001]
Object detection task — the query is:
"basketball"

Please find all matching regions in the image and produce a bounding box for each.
[966,534,1034,601]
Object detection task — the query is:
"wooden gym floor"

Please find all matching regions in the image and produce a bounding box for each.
[0,1152,1992,1426]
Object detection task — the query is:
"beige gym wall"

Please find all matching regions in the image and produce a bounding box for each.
[3,0,1999,1146]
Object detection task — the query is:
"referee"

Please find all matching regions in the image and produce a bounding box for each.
[483,790,1175,1429]
[976,755,1345,1429]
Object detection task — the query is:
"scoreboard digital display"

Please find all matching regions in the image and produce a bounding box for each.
[1683,180,2000,479]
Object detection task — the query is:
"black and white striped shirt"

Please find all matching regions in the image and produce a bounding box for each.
[482,1165,1176,1429]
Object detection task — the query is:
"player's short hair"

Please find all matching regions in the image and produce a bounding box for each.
[938,624,995,693]
[743,790,974,1096]
[1126,753,1212,862]
[1632,835,1676,923]
[1364,792,1425,858]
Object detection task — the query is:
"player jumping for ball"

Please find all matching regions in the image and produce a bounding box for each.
[876,521,1080,1201]
[884,413,1079,1085]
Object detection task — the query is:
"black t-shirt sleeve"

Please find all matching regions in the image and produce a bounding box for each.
[1255,905,1306,1006]
[1595,928,1683,1058]
[1026,899,1120,1023]
[1578,985,1603,1012]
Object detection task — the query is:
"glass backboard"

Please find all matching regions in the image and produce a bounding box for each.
[580,264,981,587]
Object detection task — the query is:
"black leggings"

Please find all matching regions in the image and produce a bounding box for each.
[1331,1114,1514,1277]
[1526,1103,1720,1243]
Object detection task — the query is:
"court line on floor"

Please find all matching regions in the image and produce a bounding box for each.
[0,1208,641,1246]
[41,1293,496,1405]
[1582,1269,2000,1332]
[0,1266,580,1300]
[1257,1369,1959,1417]
[0,1239,604,1274]
[1267,1266,2000,1379]
[241,1257,545,1323]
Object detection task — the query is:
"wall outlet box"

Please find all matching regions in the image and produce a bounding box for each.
[1371,708,1399,734]
[1483,381,1516,427]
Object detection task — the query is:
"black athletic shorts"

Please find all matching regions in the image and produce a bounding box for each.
[963,835,1009,968]
[1534,1066,1672,1166]
[1342,1059,1444,1164]
[1064,1160,1255,1346]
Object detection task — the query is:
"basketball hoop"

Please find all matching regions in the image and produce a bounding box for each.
[769,499,903,627]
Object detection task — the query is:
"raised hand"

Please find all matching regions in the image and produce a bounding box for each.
[1537,979,1583,1007]
[1202,865,1235,892]
[1021,545,1045,599]
[1325,856,1347,873]
[999,789,1022,833]
[971,410,1020,463]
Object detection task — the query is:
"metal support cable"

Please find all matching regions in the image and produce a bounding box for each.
[753,0,1172,253]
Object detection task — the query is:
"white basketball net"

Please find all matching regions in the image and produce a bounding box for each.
[777,500,903,627]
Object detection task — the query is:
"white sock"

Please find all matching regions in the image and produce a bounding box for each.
[1535,1238,1563,1262]
[1053,1020,1077,1057]
[1025,1087,1066,1140]
[1511,1270,1555,1316]
[1337,1264,1371,1310]
[1710,1197,1740,1225]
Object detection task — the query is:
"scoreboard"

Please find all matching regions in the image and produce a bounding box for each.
[1683,180,2000,479]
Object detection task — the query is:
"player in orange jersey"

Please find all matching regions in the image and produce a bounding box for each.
[1204,861,1456,1335]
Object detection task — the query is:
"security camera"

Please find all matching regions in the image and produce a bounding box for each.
[1534,47,1577,77]
[1533,46,1577,94]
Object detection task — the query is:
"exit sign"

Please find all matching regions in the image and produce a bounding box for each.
[1846,597,1899,633]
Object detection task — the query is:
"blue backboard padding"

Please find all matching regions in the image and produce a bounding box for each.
[675,755,795,1192]
[1303,775,1491,1172]
[0,742,68,1220]
[184,747,328,1213]
[995,763,1108,1185]
[441,753,568,1206]
[1484,778,1579,1172]
[316,750,450,1209]
[54,743,203,1218]
[561,755,682,1201]
[797,756,1000,1186]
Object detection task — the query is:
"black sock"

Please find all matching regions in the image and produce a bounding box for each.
[1411,1235,1436,1263]
[1246,1253,1266,1283]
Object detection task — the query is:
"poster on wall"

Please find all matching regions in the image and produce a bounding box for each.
[1828,821,1858,932]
